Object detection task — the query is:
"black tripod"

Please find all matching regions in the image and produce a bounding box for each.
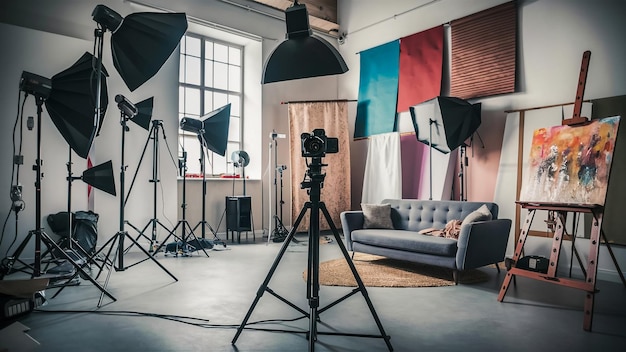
[2,95,115,303]
[125,120,175,253]
[233,156,393,352]
[270,164,289,243]
[91,109,177,306]
[156,150,211,257]
[192,135,226,248]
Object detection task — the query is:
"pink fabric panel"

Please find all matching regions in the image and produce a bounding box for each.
[401,134,428,199]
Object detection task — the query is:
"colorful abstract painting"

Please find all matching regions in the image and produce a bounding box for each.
[520,116,621,205]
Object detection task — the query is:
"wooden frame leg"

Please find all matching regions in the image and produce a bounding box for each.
[498,209,535,302]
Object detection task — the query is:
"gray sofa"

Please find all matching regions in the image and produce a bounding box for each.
[340,199,512,284]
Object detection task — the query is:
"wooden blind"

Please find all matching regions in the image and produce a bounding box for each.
[450,1,517,99]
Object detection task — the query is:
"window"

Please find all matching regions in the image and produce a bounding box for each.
[178,33,243,176]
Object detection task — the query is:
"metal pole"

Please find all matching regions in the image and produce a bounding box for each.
[429,118,433,200]
[33,97,44,276]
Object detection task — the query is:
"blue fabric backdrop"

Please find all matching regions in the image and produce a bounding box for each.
[354,40,400,139]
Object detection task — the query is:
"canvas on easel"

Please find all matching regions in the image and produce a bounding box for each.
[519,115,621,206]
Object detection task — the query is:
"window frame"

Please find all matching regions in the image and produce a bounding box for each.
[178,32,244,177]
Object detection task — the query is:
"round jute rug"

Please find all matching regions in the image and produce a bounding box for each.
[304,253,490,287]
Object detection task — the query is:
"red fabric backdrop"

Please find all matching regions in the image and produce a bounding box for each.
[396,26,444,113]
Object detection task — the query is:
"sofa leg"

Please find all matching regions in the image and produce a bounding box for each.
[453,270,459,285]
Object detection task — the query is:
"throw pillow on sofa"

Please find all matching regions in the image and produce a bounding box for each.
[461,204,492,226]
[361,203,394,229]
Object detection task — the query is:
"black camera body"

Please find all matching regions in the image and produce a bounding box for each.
[301,129,339,158]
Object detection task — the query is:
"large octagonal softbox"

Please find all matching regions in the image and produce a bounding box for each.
[92,5,188,92]
[180,103,231,156]
[45,52,109,159]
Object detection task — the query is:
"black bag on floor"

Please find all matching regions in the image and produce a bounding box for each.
[74,211,99,256]
[46,210,99,257]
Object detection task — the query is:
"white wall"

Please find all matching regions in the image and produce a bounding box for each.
[0,0,340,261]
[336,0,626,281]
[2,0,624,280]
[0,17,179,258]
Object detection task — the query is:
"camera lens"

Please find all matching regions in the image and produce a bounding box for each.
[304,136,324,154]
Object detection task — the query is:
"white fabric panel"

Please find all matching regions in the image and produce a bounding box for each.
[493,112,521,256]
[362,132,402,204]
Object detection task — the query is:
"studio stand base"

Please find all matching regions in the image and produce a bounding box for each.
[232,156,392,352]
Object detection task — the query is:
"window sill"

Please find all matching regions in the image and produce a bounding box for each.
[177,177,261,181]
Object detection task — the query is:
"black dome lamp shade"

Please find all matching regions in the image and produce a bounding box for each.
[45,52,109,159]
[92,4,188,92]
[262,1,348,84]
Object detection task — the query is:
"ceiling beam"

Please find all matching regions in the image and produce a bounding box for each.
[249,0,339,35]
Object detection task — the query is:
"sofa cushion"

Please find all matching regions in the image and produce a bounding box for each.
[351,229,458,257]
[361,203,394,229]
[461,204,492,226]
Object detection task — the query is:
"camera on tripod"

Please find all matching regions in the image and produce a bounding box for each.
[301,129,339,158]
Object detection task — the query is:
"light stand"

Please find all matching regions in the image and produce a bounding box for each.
[457,133,485,201]
[268,131,288,243]
[125,120,176,253]
[158,149,211,257]
[178,103,231,251]
[60,153,116,278]
[4,92,115,302]
[192,134,226,248]
[233,155,392,352]
[91,107,177,306]
[428,118,436,200]
[410,97,482,201]
[458,144,467,202]
[272,164,289,242]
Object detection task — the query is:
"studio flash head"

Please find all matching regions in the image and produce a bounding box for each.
[19,71,52,99]
[300,128,339,158]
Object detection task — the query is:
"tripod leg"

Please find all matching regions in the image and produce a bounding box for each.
[98,234,120,307]
[156,221,186,255]
[319,203,393,352]
[182,222,210,258]
[232,203,309,345]
[125,220,153,253]
[38,232,117,304]
[119,231,178,281]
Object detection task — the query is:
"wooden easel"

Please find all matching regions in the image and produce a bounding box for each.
[498,202,604,331]
[498,51,625,331]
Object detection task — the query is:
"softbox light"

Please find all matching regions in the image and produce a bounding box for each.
[45,52,109,159]
[180,103,231,156]
[409,96,481,154]
[80,160,117,196]
[92,5,188,92]
[262,1,348,84]
[132,97,153,130]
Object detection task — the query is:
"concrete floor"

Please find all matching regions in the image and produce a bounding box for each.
[4,232,626,352]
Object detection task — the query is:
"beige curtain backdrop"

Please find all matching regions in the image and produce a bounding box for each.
[288,101,351,232]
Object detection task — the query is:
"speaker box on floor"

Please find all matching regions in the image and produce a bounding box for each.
[226,196,252,232]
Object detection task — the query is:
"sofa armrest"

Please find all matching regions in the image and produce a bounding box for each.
[340,211,365,251]
[456,219,512,270]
